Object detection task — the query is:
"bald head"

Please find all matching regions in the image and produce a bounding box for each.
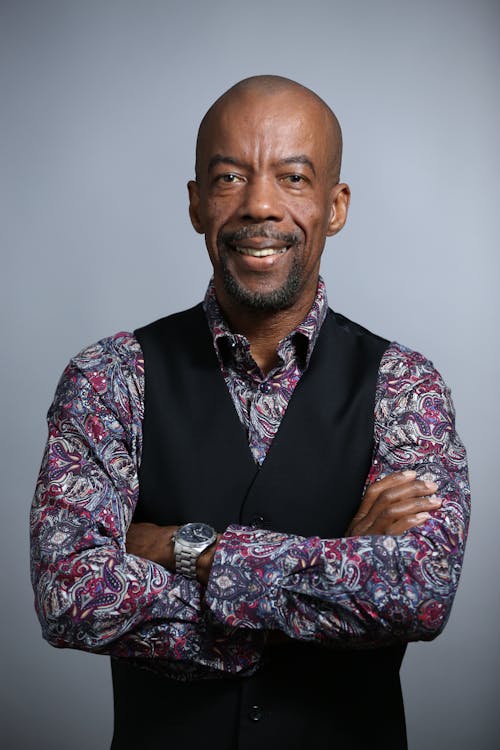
[195,75,343,184]
[188,74,351,318]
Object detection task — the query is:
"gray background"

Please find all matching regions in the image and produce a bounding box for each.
[1,0,498,747]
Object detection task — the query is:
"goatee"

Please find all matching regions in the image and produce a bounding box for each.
[217,225,303,312]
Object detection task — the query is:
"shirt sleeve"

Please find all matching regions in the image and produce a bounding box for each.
[204,342,471,647]
[30,333,262,676]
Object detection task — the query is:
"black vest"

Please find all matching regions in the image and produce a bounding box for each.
[111,305,408,749]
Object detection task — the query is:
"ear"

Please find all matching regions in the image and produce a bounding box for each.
[187,180,204,234]
[326,183,351,237]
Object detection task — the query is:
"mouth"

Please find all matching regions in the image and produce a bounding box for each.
[219,227,300,262]
[233,245,290,258]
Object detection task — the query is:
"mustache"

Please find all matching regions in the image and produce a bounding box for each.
[219,226,301,246]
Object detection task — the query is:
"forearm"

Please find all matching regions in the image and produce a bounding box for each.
[205,345,470,646]
[205,487,466,646]
[33,541,263,673]
[32,450,262,673]
[30,347,263,674]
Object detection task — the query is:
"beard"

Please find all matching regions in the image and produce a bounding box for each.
[217,226,304,312]
[221,256,303,311]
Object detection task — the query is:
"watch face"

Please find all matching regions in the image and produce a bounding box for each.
[178,523,215,544]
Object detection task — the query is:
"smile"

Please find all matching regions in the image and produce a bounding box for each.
[234,246,290,258]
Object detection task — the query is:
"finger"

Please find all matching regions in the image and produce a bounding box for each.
[367,496,442,533]
[363,483,439,530]
[365,479,438,518]
[358,470,418,515]
[378,480,439,504]
[381,494,442,520]
[388,512,432,536]
[350,471,439,535]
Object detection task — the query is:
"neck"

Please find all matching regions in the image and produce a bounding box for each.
[215,283,317,374]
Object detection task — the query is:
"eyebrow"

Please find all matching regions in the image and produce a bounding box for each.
[207,154,246,172]
[207,153,316,175]
[276,155,316,176]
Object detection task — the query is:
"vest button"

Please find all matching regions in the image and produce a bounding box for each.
[248,705,263,722]
[250,514,265,529]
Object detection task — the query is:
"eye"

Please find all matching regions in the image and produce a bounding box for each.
[217,173,243,184]
[282,174,308,186]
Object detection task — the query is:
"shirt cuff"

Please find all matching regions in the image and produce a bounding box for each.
[204,524,310,630]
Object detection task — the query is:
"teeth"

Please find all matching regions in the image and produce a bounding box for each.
[234,246,288,257]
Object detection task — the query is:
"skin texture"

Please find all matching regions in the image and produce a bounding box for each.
[126,76,442,583]
[345,471,441,536]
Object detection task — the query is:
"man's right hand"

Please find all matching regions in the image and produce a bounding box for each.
[345,470,442,537]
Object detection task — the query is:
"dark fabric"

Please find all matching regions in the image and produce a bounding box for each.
[111,643,407,749]
[235,643,407,750]
[111,659,241,750]
[111,305,407,749]
[134,304,389,538]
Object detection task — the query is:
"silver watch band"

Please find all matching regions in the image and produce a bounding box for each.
[175,545,199,578]
[173,523,217,578]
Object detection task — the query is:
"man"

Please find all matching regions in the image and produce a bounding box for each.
[31,76,470,749]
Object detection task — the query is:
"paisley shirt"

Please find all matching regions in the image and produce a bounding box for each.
[203,278,328,464]
[30,280,470,679]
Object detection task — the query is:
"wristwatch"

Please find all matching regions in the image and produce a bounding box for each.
[173,522,217,578]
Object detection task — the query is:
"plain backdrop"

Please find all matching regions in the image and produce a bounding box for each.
[1,1,499,747]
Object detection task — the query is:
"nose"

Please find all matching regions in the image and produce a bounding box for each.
[238,176,285,223]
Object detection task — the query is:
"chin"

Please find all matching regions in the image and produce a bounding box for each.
[222,268,302,312]
[218,245,305,312]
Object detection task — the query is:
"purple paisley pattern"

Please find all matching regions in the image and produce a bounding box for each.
[30,332,263,679]
[31,284,470,681]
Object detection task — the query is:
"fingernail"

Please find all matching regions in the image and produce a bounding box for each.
[428,496,442,506]
[402,470,417,477]
[424,480,438,490]
[417,512,431,521]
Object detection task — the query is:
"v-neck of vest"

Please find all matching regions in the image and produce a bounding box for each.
[135,302,388,536]
[194,303,336,471]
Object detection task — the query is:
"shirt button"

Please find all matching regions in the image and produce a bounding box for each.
[250,514,265,529]
[258,382,272,393]
[248,705,263,722]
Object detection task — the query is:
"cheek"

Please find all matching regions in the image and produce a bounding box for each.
[203,199,230,236]
[292,201,327,237]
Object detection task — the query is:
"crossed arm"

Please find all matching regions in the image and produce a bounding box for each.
[126,471,443,586]
[30,334,470,675]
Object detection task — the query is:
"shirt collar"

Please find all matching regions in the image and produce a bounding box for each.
[202,276,329,370]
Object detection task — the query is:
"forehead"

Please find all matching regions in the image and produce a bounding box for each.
[199,90,331,169]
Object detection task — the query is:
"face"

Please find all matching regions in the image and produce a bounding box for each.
[188,89,350,316]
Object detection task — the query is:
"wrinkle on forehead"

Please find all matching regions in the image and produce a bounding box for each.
[195,75,343,184]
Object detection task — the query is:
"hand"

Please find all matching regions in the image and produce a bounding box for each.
[125,522,179,570]
[345,470,442,537]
